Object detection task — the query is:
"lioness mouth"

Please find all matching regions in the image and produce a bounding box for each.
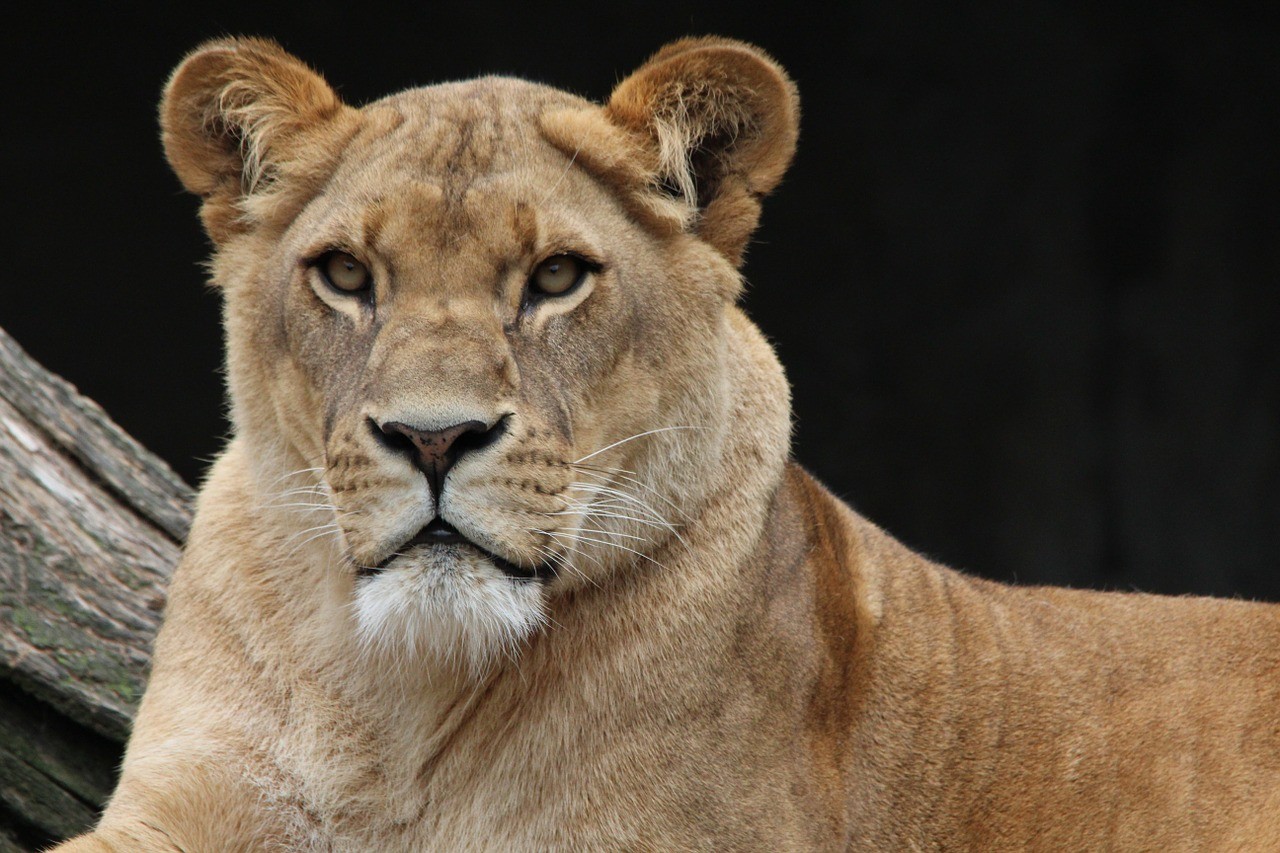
[368,518,550,581]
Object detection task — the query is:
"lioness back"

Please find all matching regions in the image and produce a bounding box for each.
[55,37,1278,852]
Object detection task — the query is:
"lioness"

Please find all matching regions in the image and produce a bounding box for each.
[57,36,1280,851]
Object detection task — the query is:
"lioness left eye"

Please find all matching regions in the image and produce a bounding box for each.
[530,255,586,296]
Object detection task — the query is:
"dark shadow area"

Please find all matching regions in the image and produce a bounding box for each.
[0,680,121,845]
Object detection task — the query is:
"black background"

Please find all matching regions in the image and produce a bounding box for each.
[5,3,1278,599]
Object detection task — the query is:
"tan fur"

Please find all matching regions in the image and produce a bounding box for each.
[58,38,1279,851]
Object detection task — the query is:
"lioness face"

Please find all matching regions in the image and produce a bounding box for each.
[163,38,797,673]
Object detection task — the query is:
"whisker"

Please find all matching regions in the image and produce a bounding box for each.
[528,529,606,572]
[573,425,703,464]
[569,464,691,521]
[557,482,687,548]
[282,520,341,542]
[540,537,604,571]
[537,145,581,208]
[529,542,585,585]
[568,461,639,477]
[548,508,677,536]
[568,482,675,529]
[279,520,345,559]
[530,538,599,587]
[563,518,651,543]
[541,529,667,570]
[272,485,331,499]
[264,466,326,488]
[555,495,671,518]
[282,526,344,561]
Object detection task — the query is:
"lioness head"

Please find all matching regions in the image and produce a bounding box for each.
[161,37,798,674]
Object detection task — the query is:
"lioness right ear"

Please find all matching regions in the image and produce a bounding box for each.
[160,37,357,243]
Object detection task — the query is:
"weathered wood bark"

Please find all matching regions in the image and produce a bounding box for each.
[0,325,192,848]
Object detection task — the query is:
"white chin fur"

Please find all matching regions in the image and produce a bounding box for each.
[352,547,546,677]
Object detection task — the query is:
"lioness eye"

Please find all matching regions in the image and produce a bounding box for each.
[320,251,371,293]
[530,255,584,296]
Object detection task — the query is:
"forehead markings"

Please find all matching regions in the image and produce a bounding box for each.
[359,201,388,256]
[361,181,539,312]
[287,105,405,257]
[510,200,539,260]
[381,89,510,201]
[329,106,409,194]
[363,181,449,257]
[353,82,594,256]
[348,88,586,300]
[352,106,408,155]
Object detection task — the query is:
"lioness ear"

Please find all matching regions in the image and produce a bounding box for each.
[160,37,356,243]
[604,37,799,266]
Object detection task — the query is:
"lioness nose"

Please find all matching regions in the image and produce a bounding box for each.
[376,418,501,499]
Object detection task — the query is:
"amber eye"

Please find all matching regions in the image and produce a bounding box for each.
[318,251,371,294]
[529,254,586,297]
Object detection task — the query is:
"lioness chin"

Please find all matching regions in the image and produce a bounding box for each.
[55,36,1279,852]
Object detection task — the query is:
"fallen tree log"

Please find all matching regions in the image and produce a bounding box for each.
[0,325,192,850]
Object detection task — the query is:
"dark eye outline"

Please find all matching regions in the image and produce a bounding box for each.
[311,250,374,300]
[522,253,599,309]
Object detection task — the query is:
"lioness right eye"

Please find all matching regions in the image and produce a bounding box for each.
[317,251,372,294]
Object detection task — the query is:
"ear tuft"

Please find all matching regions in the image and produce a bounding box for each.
[160,37,355,242]
[604,37,799,266]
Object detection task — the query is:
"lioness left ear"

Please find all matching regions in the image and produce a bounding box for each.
[604,37,799,267]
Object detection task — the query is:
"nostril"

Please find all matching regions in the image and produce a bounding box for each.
[369,416,414,455]
[452,413,510,458]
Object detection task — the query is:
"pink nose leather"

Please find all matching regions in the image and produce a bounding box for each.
[378,419,487,498]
